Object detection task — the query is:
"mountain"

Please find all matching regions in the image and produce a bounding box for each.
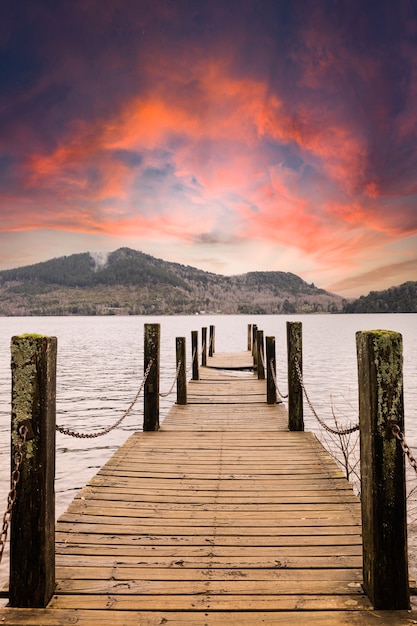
[0,247,343,316]
[342,281,417,313]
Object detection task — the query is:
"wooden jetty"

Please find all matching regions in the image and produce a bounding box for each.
[1,330,415,624]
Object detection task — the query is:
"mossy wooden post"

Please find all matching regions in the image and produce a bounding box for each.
[257,330,265,380]
[266,336,276,404]
[176,337,187,405]
[9,335,57,608]
[252,324,258,370]
[356,330,409,610]
[191,330,199,381]
[202,327,207,366]
[287,321,304,431]
[247,324,252,351]
[209,325,215,357]
[143,323,160,431]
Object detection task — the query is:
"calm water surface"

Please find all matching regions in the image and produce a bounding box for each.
[0,313,416,582]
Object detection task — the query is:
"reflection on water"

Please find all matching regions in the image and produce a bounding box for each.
[0,313,416,583]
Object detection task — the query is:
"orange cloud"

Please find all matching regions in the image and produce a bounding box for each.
[12,46,415,277]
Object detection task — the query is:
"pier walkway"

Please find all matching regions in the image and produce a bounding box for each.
[1,350,416,624]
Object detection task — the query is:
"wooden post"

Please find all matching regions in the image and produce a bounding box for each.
[191,330,199,381]
[143,323,160,431]
[252,324,257,356]
[257,330,265,380]
[356,330,409,609]
[202,327,207,366]
[209,325,215,357]
[10,335,57,608]
[247,324,252,351]
[176,337,187,405]
[266,336,276,404]
[287,321,303,431]
[252,324,258,370]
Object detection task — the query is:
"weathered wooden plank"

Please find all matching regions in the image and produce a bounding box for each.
[118,430,314,443]
[70,495,359,511]
[205,351,254,370]
[1,609,416,626]
[63,493,359,506]
[55,532,362,546]
[59,514,361,529]
[93,471,352,481]
[56,544,363,562]
[54,579,365,595]
[53,556,362,570]
[98,466,345,475]
[87,472,355,487]
[53,550,362,578]
[48,593,372,610]
[56,523,361,537]
[187,381,263,388]
[101,468,346,478]
[55,565,363,579]
[68,491,360,505]
[65,504,361,519]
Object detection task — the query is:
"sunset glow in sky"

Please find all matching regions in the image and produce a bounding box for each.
[1,0,417,297]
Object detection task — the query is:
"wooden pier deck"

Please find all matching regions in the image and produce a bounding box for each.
[1,350,416,624]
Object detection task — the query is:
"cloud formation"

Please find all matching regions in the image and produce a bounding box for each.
[0,0,416,296]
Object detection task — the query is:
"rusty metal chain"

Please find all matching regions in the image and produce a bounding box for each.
[269,359,288,401]
[159,360,182,398]
[294,357,359,436]
[391,423,417,476]
[56,359,153,439]
[0,424,28,564]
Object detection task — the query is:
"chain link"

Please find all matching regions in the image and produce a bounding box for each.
[391,424,417,475]
[160,360,182,397]
[56,359,153,439]
[269,359,288,401]
[294,357,359,436]
[0,424,28,564]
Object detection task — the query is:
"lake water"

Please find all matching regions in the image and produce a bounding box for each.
[0,313,416,585]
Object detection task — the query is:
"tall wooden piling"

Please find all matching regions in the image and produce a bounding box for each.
[252,324,258,370]
[356,330,409,609]
[266,336,276,404]
[202,327,207,366]
[209,325,215,357]
[191,330,199,381]
[257,330,265,380]
[247,324,252,351]
[287,321,304,431]
[176,337,187,405]
[10,335,57,608]
[143,323,160,431]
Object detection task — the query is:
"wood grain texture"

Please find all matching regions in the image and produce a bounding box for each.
[0,348,407,623]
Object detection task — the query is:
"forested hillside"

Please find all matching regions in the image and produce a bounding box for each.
[0,248,343,316]
[342,282,417,313]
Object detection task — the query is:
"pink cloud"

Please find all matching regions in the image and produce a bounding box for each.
[3,36,414,282]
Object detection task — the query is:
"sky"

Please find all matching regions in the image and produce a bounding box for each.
[1,0,416,298]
